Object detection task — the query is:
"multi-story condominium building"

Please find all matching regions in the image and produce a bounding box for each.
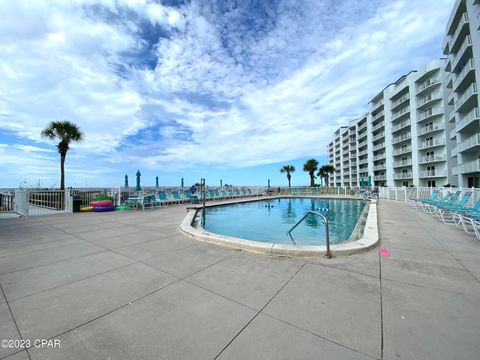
[328,59,456,187]
[443,0,480,188]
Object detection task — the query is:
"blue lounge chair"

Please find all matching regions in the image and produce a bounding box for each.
[423,191,461,213]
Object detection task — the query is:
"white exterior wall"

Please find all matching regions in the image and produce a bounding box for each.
[443,0,480,187]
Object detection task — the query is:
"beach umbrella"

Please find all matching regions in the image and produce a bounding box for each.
[268,179,270,189]
[181,177,184,189]
[156,176,159,188]
[136,170,141,191]
[220,179,222,187]
[360,178,364,189]
[368,175,372,187]
[124,174,129,188]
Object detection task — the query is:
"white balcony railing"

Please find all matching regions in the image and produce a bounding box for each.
[418,123,445,136]
[451,35,472,71]
[453,159,480,175]
[454,82,477,111]
[392,106,410,120]
[416,78,440,95]
[451,12,469,52]
[449,128,457,139]
[373,154,386,161]
[457,107,480,131]
[372,132,385,141]
[393,147,412,156]
[419,155,446,164]
[457,133,480,153]
[419,170,447,178]
[372,110,385,121]
[372,143,386,151]
[394,172,413,179]
[392,120,411,132]
[418,107,443,122]
[392,133,411,144]
[453,58,475,90]
[372,122,385,132]
[393,160,412,168]
[417,93,441,108]
[373,164,386,171]
[391,93,410,109]
[418,139,446,150]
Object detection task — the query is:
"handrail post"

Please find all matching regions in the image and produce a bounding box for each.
[287,211,331,258]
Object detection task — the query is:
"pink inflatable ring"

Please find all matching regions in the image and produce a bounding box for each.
[90,200,113,207]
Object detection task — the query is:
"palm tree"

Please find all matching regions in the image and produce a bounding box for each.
[41,120,83,190]
[280,165,295,188]
[303,159,318,187]
[317,166,327,186]
[318,165,335,187]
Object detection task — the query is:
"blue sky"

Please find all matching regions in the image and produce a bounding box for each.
[0,0,453,188]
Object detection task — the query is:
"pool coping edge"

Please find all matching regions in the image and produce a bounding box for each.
[179,197,379,257]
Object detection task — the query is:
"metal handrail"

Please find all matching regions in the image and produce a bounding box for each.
[287,211,331,258]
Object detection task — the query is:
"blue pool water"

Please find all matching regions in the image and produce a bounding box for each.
[201,198,367,246]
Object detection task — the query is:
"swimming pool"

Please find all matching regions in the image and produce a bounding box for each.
[198,198,367,246]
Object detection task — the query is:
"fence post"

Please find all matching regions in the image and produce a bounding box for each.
[64,189,73,212]
[14,190,28,216]
[404,187,407,202]
[395,188,398,201]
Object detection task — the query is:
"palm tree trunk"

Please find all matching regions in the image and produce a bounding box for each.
[288,174,291,188]
[326,174,329,187]
[310,173,315,187]
[60,153,66,190]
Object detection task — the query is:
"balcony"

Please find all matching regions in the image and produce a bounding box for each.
[358,149,368,157]
[372,110,385,121]
[418,139,446,150]
[371,98,384,112]
[358,158,368,165]
[453,159,480,175]
[454,82,477,112]
[393,159,412,168]
[375,175,387,181]
[419,170,447,178]
[417,93,441,109]
[392,106,410,121]
[418,107,444,122]
[358,122,367,132]
[450,12,469,53]
[392,133,411,144]
[457,107,480,131]
[392,120,411,133]
[391,93,410,110]
[372,143,385,151]
[358,140,368,148]
[448,111,455,123]
[457,133,480,153]
[394,172,413,180]
[453,59,475,91]
[372,121,385,132]
[449,128,457,140]
[393,146,412,156]
[358,131,368,140]
[419,155,446,164]
[451,147,458,157]
[373,154,386,161]
[451,35,472,72]
[417,123,445,136]
[416,78,440,96]
[373,164,386,171]
[372,132,385,141]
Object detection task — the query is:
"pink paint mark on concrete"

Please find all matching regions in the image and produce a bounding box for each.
[379,248,390,257]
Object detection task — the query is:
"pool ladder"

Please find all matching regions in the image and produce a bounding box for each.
[287,211,331,258]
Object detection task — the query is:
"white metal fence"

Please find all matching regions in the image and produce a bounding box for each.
[378,186,480,206]
[3,186,479,217]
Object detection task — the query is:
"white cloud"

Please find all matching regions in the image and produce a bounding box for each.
[0,0,455,186]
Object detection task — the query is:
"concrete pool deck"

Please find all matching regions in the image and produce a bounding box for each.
[0,199,479,359]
